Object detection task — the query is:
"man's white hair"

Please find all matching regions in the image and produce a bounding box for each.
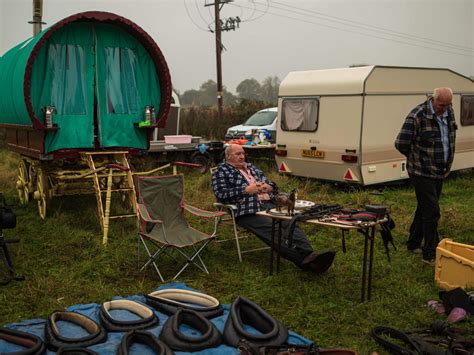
[224,144,234,160]
[433,87,453,99]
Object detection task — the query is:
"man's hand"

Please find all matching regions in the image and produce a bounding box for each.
[245,182,273,194]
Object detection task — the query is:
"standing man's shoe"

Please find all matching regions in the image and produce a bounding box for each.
[422,258,435,266]
[407,246,422,254]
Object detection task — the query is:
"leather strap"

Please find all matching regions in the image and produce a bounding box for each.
[371,326,422,354]
[159,308,222,351]
[223,296,288,348]
[0,327,46,354]
[117,330,174,355]
[44,311,107,351]
[56,348,99,354]
[145,289,223,319]
[100,299,158,332]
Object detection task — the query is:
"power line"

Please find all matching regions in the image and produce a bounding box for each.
[270,0,472,53]
[240,0,269,22]
[194,0,212,26]
[228,2,473,58]
[183,0,210,32]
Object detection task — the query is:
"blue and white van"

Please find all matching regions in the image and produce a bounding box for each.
[225,107,278,142]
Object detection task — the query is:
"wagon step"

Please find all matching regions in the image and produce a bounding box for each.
[81,151,138,246]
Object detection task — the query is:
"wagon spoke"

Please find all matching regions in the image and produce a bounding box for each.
[16,160,30,204]
[35,168,50,219]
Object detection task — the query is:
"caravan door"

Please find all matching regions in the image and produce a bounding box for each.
[31,23,96,153]
[95,23,161,150]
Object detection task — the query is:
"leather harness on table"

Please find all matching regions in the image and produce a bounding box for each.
[145,289,223,319]
[44,311,107,351]
[117,330,174,355]
[159,308,222,351]
[99,299,158,332]
[0,327,46,354]
[276,204,343,247]
[56,347,99,354]
[223,296,288,348]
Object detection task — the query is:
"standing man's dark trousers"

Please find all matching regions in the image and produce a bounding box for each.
[236,212,313,268]
[407,174,444,261]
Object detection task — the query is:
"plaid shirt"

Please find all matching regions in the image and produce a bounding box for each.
[211,162,278,217]
[395,98,457,179]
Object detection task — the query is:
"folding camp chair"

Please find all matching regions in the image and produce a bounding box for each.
[213,202,270,262]
[136,174,225,282]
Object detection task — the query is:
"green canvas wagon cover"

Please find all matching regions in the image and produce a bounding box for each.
[0,11,171,158]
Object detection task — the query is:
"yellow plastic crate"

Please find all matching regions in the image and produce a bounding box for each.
[435,239,474,290]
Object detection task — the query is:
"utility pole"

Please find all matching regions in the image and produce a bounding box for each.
[29,0,46,36]
[214,0,224,120]
[205,0,240,120]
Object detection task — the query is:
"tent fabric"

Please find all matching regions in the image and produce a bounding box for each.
[0,35,46,126]
[0,11,171,154]
[31,22,96,152]
[0,283,312,354]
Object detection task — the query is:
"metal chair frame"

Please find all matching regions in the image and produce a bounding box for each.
[213,202,269,262]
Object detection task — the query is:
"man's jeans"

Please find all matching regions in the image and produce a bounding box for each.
[407,174,444,260]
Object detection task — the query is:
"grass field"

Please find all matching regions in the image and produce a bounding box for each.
[0,149,473,353]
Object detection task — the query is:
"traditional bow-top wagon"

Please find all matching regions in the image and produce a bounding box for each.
[0,11,172,243]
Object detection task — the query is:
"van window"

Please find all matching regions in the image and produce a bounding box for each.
[461,95,474,126]
[281,98,319,131]
[244,111,277,126]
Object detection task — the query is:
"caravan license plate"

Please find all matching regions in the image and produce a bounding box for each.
[301,149,325,159]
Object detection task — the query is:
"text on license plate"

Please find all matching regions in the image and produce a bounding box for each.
[301,149,325,159]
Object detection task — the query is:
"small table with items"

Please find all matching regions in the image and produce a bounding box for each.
[257,204,389,302]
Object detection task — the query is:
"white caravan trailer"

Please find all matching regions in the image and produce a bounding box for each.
[275,65,474,185]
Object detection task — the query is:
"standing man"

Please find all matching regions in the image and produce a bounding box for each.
[395,87,457,265]
[212,144,336,273]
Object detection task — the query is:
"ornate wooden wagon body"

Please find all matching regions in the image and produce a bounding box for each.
[0,11,172,243]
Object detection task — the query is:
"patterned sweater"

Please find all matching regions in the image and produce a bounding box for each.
[211,162,278,217]
[395,99,457,179]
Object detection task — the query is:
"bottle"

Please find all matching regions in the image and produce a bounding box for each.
[150,106,156,125]
[44,106,55,128]
[144,106,151,122]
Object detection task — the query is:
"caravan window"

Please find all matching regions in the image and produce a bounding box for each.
[281,98,319,132]
[461,95,474,126]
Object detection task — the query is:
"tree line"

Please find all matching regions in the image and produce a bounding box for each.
[177,76,281,140]
[178,76,280,107]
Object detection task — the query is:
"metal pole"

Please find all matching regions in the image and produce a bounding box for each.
[214,0,223,120]
[30,0,44,36]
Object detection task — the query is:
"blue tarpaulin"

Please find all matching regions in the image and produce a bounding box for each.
[1,282,312,354]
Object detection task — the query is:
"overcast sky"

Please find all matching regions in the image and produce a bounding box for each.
[0,0,473,93]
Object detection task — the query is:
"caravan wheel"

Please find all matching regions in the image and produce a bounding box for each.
[16,160,30,204]
[34,168,50,219]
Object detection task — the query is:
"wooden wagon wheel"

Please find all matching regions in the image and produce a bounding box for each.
[34,168,50,219]
[16,159,30,204]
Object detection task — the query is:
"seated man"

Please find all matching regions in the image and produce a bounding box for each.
[211,144,336,273]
